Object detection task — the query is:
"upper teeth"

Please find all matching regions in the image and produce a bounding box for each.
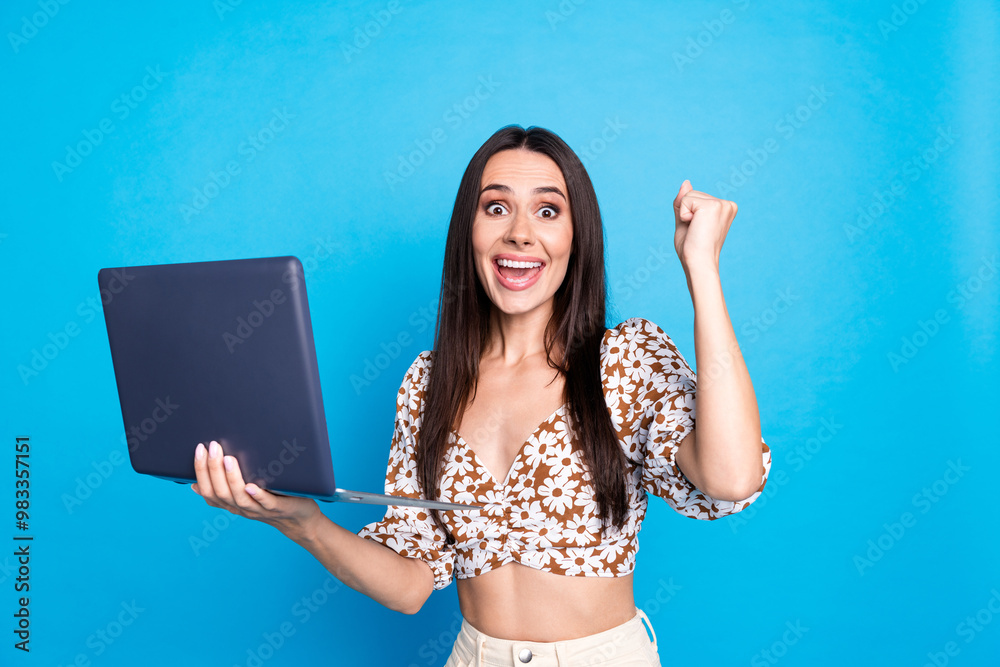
[497,258,542,269]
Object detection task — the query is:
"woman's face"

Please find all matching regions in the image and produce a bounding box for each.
[471,148,573,319]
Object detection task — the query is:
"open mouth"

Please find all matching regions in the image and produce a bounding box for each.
[493,258,545,291]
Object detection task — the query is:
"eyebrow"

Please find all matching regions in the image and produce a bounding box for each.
[480,183,567,202]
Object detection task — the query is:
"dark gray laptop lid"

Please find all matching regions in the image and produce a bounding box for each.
[98,255,336,497]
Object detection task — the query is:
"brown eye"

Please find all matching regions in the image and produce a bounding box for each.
[539,205,558,219]
[485,202,507,215]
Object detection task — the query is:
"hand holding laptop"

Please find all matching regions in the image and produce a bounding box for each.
[97,256,482,511]
[190,440,323,539]
[98,255,482,614]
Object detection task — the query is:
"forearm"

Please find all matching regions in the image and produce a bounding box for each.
[682,260,763,499]
[279,513,433,615]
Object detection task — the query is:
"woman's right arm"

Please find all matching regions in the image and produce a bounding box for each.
[191,440,434,615]
[280,511,434,615]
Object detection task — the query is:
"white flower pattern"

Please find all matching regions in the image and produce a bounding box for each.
[357,318,772,590]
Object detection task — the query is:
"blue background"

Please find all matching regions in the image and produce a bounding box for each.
[2,1,998,665]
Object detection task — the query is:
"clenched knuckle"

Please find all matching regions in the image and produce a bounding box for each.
[233,497,255,511]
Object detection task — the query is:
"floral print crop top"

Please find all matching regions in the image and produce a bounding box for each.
[357,318,772,590]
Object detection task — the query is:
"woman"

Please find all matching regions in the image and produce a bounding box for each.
[192,125,771,666]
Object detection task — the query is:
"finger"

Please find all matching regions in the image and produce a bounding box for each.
[193,443,219,505]
[673,180,693,214]
[223,454,264,512]
[243,482,281,512]
[676,194,696,223]
[682,195,730,221]
[206,441,236,505]
[675,181,717,223]
[682,188,732,204]
[695,197,735,219]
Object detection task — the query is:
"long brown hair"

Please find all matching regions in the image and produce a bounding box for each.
[417,125,629,542]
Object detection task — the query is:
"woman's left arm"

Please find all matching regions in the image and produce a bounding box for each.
[671,179,764,501]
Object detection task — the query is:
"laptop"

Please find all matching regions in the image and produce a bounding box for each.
[97,255,482,511]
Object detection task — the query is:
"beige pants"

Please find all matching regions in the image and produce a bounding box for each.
[443,607,661,666]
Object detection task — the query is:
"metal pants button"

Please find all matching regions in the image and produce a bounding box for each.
[518,648,533,663]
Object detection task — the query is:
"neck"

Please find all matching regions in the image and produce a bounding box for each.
[485,300,559,366]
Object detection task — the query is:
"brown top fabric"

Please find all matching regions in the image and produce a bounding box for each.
[357,318,772,590]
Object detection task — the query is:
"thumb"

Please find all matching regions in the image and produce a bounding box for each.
[675,180,695,222]
[674,179,693,216]
[244,483,280,511]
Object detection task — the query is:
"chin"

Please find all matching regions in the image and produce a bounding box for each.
[491,293,555,317]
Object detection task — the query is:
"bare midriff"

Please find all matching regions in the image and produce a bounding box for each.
[456,563,636,641]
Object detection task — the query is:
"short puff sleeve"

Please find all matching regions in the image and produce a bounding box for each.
[613,318,771,520]
[356,352,457,590]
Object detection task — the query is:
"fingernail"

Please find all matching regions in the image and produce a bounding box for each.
[195,443,206,460]
[209,441,221,458]
[224,456,234,472]
[245,485,257,496]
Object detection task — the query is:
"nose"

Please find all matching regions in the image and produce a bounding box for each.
[504,208,534,246]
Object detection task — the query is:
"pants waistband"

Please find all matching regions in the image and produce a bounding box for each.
[457,607,657,666]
